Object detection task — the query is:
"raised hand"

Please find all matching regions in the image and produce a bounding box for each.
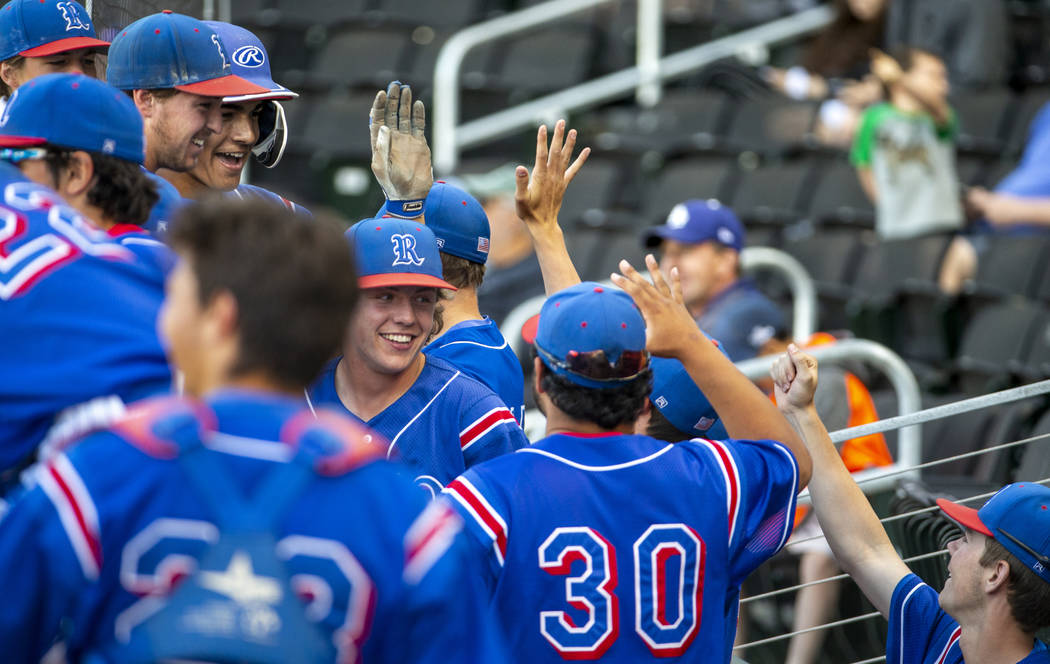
[772,344,819,412]
[514,119,590,233]
[370,81,433,203]
[609,254,700,359]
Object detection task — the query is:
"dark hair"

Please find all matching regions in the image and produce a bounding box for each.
[0,55,25,98]
[979,537,1050,634]
[123,87,178,101]
[536,349,652,430]
[168,197,359,389]
[645,406,694,443]
[439,251,486,290]
[801,0,885,79]
[879,46,940,98]
[44,148,158,226]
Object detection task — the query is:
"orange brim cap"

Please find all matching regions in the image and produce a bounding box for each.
[936,498,993,537]
[359,273,457,291]
[175,74,271,98]
[20,36,109,57]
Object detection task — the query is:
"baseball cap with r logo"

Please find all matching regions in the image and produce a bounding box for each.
[0,0,109,61]
[346,217,456,291]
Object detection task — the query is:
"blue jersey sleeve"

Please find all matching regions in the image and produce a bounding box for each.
[0,454,98,663]
[368,498,508,662]
[143,171,187,236]
[886,574,962,664]
[685,437,799,582]
[458,394,528,469]
[442,471,510,596]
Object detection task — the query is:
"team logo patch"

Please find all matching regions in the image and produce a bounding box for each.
[477,236,490,253]
[693,416,715,432]
[667,204,689,229]
[716,226,736,245]
[232,45,266,69]
[435,237,445,248]
[390,233,424,267]
[654,396,668,409]
[57,1,89,31]
[101,139,116,155]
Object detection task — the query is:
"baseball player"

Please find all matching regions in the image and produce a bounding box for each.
[0,162,170,494]
[444,259,812,662]
[106,11,271,234]
[158,21,309,214]
[0,73,172,277]
[772,346,1050,664]
[0,197,505,663]
[307,217,528,496]
[0,0,108,99]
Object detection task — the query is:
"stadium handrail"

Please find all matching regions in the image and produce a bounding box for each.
[740,246,816,340]
[433,2,835,173]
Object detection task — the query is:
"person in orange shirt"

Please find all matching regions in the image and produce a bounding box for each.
[759,332,892,664]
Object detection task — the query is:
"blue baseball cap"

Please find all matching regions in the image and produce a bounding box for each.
[937,482,1050,585]
[0,73,143,162]
[649,335,729,438]
[0,0,109,61]
[642,199,745,251]
[106,11,270,98]
[347,217,456,291]
[203,21,297,103]
[530,282,648,389]
[380,181,491,264]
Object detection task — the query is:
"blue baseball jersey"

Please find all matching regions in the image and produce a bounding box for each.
[445,432,800,662]
[0,166,171,477]
[424,317,525,425]
[106,224,175,280]
[229,183,311,216]
[142,170,187,236]
[307,354,528,495]
[887,574,1050,664]
[0,390,506,663]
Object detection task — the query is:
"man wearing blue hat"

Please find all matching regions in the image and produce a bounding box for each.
[0,73,171,275]
[0,0,109,100]
[773,346,1050,664]
[307,217,527,496]
[159,21,307,213]
[643,199,786,361]
[444,257,811,662]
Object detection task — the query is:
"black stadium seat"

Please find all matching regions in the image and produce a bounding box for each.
[951,88,1015,156]
[805,159,875,230]
[954,299,1048,393]
[729,160,815,228]
[639,157,735,227]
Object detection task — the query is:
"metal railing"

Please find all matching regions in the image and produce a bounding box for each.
[741,247,816,341]
[433,2,835,173]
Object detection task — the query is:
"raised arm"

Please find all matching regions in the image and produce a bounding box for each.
[772,345,910,616]
[612,255,811,488]
[515,119,590,295]
[369,81,433,217]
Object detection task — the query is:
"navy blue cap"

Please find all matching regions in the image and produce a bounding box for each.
[533,282,646,389]
[643,199,745,251]
[347,217,456,291]
[649,333,730,438]
[203,21,297,103]
[938,482,1050,585]
[0,0,108,61]
[0,73,143,163]
[106,11,270,97]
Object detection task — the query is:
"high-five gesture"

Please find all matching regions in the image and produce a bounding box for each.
[610,254,700,359]
[515,119,590,232]
[370,81,433,205]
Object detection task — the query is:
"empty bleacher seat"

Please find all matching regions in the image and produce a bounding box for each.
[805,159,875,229]
[729,160,815,227]
[558,158,625,228]
[591,89,731,157]
[951,88,1015,156]
[964,234,1050,300]
[720,98,818,157]
[639,156,736,227]
[302,27,412,89]
[298,92,377,159]
[955,299,1048,393]
[492,27,597,94]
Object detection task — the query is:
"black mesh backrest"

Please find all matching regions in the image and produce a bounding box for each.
[300,92,376,158]
[806,160,875,228]
[852,235,952,299]
[558,159,624,228]
[641,157,735,224]
[272,0,368,25]
[375,0,480,27]
[565,228,647,283]
[722,98,818,156]
[1016,408,1050,481]
[1021,316,1050,377]
[781,231,861,285]
[730,160,815,225]
[312,29,410,86]
[971,235,1050,298]
[497,28,596,93]
[950,88,1015,153]
[956,299,1048,380]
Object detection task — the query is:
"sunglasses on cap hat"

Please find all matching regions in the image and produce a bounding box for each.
[0,147,52,163]
[535,342,650,382]
[997,526,1050,566]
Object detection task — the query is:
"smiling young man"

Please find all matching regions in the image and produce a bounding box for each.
[307,217,527,496]
[158,21,308,213]
[773,346,1050,664]
[0,0,109,101]
[106,11,271,233]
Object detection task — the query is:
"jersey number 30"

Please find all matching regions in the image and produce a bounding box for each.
[538,524,705,659]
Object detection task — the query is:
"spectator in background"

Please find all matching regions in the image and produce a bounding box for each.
[884,0,1010,91]
[470,164,547,327]
[764,0,887,146]
[643,199,786,361]
[851,47,971,293]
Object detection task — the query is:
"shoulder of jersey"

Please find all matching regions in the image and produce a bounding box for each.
[423,355,504,399]
[231,184,312,216]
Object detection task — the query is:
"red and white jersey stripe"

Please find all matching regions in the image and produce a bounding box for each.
[692,439,742,546]
[459,407,517,451]
[403,499,462,584]
[934,627,962,664]
[443,477,508,565]
[37,453,102,580]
